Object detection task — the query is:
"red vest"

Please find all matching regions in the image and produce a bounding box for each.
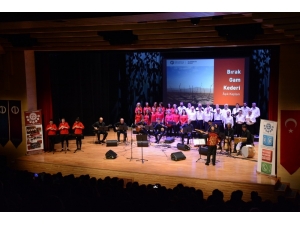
[207,132,218,146]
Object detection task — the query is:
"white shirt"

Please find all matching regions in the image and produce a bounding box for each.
[241,106,250,116]
[222,108,231,118]
[177,106,186,115]
[232,107,240,116]
[213,112,223,121]
[185,107,192,115]
[196,110,204,120]
[235,114,245,124]
[188,110,197,121]
[213,107,222,114]
[223,115,234,128]
[251,107,260,119]
[203,110,213,122]
[246,114,256,125]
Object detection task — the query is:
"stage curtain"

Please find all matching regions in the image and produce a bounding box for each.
[35,53,53,151]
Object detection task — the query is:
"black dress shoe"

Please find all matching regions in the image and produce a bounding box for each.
[102,140,106,143]
[205,163,209,166]
[212,163,216,166]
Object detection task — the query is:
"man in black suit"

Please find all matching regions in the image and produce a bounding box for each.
[153,118,166,144]
[92,117,108,143]
[114,118,128,143]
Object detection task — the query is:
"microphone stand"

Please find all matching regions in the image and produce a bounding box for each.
[126,124,138,161]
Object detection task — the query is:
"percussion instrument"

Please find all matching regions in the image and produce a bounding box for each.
[224,138,229,150]
[234,137,247,144]
[241,145,255,158]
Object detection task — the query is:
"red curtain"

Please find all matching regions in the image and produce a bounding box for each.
[36,54,53,151]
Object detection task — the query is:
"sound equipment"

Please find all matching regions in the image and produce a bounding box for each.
[164,137,175,143]
[106,140,118,146]
[171,152,186,161]
[105,150,117,159]
[177,143,190,151]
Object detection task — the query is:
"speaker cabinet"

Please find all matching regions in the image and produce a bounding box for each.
[106,140,118,146]
[177,143,190,151]
[105,150,117,159]
[171,152,186,161]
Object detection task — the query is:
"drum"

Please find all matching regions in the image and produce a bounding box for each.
[224,138,229,150]
[241,145,255,158]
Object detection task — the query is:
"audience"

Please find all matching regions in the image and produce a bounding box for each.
[0,165,299,212]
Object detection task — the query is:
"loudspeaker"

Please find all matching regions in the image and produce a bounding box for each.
[177,143,190,151]
[164,137,175,143]
[106,140,118,146]
[171,152,186,161]
[105,150,117,159]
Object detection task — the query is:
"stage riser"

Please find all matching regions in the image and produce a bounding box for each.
[12,159,279,202]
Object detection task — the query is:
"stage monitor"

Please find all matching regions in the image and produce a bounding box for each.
[163,58,249,106]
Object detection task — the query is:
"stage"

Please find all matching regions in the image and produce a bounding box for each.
[12,130,279,202]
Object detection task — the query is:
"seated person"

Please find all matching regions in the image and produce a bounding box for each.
[223,123,234,152]
[180,119,194,145]
[234,124,253,153]
[153,118,166,144]
[92,117,108,143]
[114,118,128,142]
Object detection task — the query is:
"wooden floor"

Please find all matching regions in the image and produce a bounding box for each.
[12,130,279,202]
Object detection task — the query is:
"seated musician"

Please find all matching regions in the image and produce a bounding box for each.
[114,118,128,143]
[180,119,194,145]
[92,117,108,143]
[164,109,174,137]
[153,118,166,144]
[234,124,253,154]
[224,123,234,152]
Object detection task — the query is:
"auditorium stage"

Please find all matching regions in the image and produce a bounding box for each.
[12,130,279,201]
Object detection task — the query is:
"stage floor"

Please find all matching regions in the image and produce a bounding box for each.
[17,131,275,185]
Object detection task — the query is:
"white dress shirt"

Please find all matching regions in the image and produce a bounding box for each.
[223,115,234,128]
[251,107,260,119]
[241,106,250,116]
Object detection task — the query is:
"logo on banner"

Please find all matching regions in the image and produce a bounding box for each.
[0,106,6,114]
[26,112,41,124]
[11,106,20,114]
[263,135,273,147]
[261,162,272,175]
[264,123,274,133]
[285,118,297,133]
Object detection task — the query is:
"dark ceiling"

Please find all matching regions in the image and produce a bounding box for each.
[0,12,300,52]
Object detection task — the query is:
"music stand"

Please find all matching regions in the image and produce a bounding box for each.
[136,134,149,163]
[196,138,207,162]
[126,125,138,161]
[97,126,109,144]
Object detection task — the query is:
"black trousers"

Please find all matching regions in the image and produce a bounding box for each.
[235,123,243,136]
[206,145,217,164]
[97,131,108,141]
[60,134,69,148]
[181,132,192,145]
[117,131,127,141]
[75,134,83,148]
[48,135,56,151]
[154,131,165,143]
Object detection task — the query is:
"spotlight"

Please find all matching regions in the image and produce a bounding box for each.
[190,18,200,25]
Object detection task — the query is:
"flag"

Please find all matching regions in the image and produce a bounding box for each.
[280,110,300,174]
[0,100,9,147]
[9,100,22,148]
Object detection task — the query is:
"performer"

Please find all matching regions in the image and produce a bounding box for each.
[241,102,250,117]
[72,117,85,151]
[134,110,143,125]
[224,123,234,153]
[152,102,158,112]
[92,117,108,143]
[177,101,186,115]
[164,109,174,137]
[135,102,143,114]
[251,102,261,135]
[232,103,241,118]
[185,102,192,115]
[213,108,223,123]
[143,102,151,115]
[153,118,166,144]
[171,104,177,114]
[196,103,204,131]
[234,124,253,154]
[205,102,213,112]
[58,118,70,151]
[172,109,181,137]
[203,108,213,131]
[187,106,197,129]
[213,104,222,113]
[115,118,128,143]
[150,107,157,125]
[199,126,219,166]
[46,119,57,152]
[245,110,256,135]
[235,110,245,136]
[158,102,165,115]
[180,119,194,145]
[155,107,165,123]
[223,111,234,129]
[165,103,172,115]
[180,109,189,125]
[143,109,151,125]
[221,104,231,119]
